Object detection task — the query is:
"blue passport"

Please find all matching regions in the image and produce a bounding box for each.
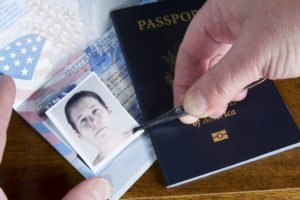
[149,81,300,187]
[111,0,205,121]
[111,0,300,187]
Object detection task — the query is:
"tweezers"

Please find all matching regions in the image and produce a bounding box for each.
[132,78,267,134]
[132,106,187,133]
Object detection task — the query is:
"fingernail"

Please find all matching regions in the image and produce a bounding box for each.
[184,91,208,118]
[194,96,208,117]
[92,178,111,200]
[179,115,199,124]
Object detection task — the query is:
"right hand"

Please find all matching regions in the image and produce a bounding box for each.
[173,0,300,123]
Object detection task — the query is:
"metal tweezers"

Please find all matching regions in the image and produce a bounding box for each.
[132,78,267,134]
[132,105,187,133]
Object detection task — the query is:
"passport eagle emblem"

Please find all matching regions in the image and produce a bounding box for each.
[211,130,229,142]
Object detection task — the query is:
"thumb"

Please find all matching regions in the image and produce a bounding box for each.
[0,75,16,162]
[63,178,111,200]
[182,33,263,121]
[0,188,8,200]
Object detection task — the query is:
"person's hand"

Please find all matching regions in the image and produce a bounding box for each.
[0,76,15,200]
[62,177,111,200]
[174,0,300,123]
[0,75,111,200]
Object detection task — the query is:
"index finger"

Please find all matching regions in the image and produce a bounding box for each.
[0,75,16,162]
[173,1,234,106]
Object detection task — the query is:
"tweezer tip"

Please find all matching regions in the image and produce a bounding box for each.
[132,127,140,134]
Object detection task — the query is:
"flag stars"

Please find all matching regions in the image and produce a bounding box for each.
[32,46,37,52]
[9,52,16,58]
[21,68,29,76]
[1,34,45,80]
[21,48,27,54]
[16,41,22,46]
[36,36,42,42]
[14,60,21,67]
[26,56,33,64]
[3,65,10,71]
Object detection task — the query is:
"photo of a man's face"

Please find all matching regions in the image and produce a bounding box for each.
[66,92,116,144]
[46,73,140,172]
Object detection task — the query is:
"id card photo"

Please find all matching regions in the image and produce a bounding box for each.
[46,72,141,172]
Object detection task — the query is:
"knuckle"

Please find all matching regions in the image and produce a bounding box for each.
[209,70,233,102]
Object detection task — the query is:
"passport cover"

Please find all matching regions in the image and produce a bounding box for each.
[111,0,206,121]
[149,81,300,187]
[111,1,300,187]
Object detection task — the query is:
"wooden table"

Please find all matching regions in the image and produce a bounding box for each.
[1,78,300,200]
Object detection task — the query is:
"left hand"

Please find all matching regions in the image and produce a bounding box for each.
[0,75,16,200]
[0,75,111,200]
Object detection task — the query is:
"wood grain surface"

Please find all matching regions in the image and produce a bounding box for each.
[0,77,300,200]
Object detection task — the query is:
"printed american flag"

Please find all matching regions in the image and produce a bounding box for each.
[0,34,46,80]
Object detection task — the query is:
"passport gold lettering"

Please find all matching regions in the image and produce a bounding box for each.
[136,10,198,30]
[193,119,201,128]
[192,109,237,127]
[170,13,179,24]
[162,15,172,25]
[224,109,236,117]
[155,17,164,27]
[228,101,237,106]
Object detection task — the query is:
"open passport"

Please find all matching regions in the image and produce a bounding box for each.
[1,0,157,199]
[111,0,300,187]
